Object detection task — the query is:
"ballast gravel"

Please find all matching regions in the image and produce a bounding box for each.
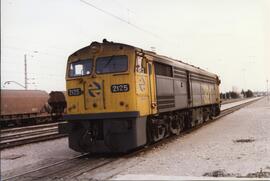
[1,97,269,180]
[1,137,80,178]
[113,97,270,179]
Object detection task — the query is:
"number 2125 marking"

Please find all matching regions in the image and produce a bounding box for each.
[111,84,129,93]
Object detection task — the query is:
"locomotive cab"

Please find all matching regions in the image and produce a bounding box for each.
[63,40,156,153]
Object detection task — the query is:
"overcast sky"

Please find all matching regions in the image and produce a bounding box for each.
[1,0,270,92]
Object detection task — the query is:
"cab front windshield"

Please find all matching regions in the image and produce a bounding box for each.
[96,55,128,74]
[68,55,128,77]
[69,59,92,77]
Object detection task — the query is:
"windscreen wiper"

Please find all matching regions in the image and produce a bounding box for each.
[103,55,114,69]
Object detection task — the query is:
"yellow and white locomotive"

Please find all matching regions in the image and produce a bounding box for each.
[60,39,221,153]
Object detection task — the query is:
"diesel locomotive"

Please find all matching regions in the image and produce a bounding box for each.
[60,39,221,153]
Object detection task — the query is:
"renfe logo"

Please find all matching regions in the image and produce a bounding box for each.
[88,81,101,97]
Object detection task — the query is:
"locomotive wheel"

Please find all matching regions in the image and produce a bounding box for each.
[209,106,215,120]
[203,108,210,122]
[169,121,180,135]
[152,125,166,142]
[78,129,94,152]
[204,114,210,122]
[169,116,180,135]
[170,114,185,135]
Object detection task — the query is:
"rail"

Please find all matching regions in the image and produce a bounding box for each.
[2,96,263,181]
[0,122,67,149]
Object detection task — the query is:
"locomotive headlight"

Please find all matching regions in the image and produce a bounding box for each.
[90,42,102,54]
[91,45,98,53]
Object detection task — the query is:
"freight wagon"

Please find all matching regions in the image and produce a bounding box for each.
[1,90,67,128]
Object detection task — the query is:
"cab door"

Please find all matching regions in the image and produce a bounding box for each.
[135,55,149,116]
[147,61,157,115]
[135,54,157,116]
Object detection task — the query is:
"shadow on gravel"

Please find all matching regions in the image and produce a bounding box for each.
[242,170,270,178]
[203,168,270,178]
[82,153,124,159]
[82,145,148,159]
[203,169,239,177]
[233,138,255,143]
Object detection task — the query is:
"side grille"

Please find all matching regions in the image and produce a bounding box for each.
[157,96,175,110]
[173,68,187,79]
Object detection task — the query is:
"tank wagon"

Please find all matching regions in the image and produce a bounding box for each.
[61,39,221,153]
[48,91,67,117]
[1,90,67,128]
[1,90,49,127]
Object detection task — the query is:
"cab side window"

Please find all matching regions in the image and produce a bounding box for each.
[154,62,173,77]
[136,56,147,74]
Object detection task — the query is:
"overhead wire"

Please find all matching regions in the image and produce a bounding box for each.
[79,0,185,61]
[3,0,183,90]
[80,0,162,39]
[110,0,136,23]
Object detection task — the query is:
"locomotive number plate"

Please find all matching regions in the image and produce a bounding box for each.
[111,84,129,93]
[68,88,82,96]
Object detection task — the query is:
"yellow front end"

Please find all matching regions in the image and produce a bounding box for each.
[63,41,157,153]
[66,42,137,116]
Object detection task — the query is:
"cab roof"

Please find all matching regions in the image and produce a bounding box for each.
[69,39,218,79]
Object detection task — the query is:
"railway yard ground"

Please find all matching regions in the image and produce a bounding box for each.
[1,97,270,180]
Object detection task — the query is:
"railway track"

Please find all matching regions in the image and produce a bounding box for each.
[0,98,255,150]
[0,122,67,149]
[0,98,257,150]
[2,97,262,181]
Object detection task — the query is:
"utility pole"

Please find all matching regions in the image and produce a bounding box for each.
[24,51,38,90]
[24,54,28,90]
